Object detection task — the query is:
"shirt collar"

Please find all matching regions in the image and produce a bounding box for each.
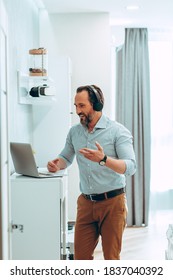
[95,114,107,129]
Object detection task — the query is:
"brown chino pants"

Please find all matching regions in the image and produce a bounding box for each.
[74,192,127,260]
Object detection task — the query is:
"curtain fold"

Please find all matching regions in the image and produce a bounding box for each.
[116,28,151,226]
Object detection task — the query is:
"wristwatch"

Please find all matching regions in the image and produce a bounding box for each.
[99,155,107,166]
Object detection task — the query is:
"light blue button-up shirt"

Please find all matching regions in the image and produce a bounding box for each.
[59,114,136,194]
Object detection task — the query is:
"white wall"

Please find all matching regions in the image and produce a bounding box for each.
[50,13,111,118]
[4,0,39,146]
[42,12,111,221]
[1,0,39,259]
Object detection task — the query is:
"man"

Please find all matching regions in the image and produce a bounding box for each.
[47,85,136,260]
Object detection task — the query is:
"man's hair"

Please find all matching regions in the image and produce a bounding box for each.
[76,85,104,110]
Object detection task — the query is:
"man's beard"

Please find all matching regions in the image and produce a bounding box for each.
[78,113,92,127]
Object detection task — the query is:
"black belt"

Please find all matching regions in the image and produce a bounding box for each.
[82,188,125,202]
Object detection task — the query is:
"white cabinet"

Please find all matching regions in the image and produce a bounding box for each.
[10,174,68,260]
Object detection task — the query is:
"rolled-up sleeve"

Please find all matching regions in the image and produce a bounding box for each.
[124,159,137,176]
[115,124,136,176]
[58,129,75,167]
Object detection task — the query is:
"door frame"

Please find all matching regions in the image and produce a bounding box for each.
[0,0,10,260]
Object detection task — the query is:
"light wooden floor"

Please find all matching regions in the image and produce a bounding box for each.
[68,210,173,260]
[94,210,173,260]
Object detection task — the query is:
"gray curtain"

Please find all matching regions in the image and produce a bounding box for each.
[116,28,151,226]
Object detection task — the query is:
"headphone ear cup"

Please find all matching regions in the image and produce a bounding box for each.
[88,85,103,111]
[93,101,103,111]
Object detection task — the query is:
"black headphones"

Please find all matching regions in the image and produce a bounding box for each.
[87,85,103,111]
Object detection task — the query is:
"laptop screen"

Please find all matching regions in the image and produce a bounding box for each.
[10,142,40,177]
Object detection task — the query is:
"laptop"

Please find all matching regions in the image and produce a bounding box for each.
[10,142,66,178]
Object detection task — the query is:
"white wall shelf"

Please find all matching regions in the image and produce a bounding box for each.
[17,71,56,105]
[19,95,56,105]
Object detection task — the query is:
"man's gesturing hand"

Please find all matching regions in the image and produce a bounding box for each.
[79,141,105,163]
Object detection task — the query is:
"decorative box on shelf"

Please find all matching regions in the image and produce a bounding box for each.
[17,71,56,105]
[29,48,48,77]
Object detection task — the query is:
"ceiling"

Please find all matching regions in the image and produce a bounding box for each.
[38,0,173,29]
